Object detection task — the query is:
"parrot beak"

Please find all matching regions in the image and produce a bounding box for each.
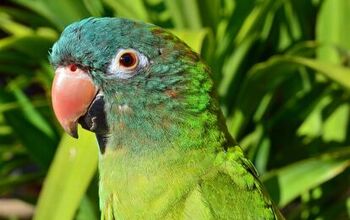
[51,65,98,138]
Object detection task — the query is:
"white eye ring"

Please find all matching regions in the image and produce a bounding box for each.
[108,48,148,79]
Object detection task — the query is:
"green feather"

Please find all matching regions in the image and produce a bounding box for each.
[51,17,284,220]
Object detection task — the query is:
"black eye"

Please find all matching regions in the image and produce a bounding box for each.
[119,52,138,69]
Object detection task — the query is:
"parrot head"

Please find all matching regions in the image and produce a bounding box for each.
[50,17,214,149]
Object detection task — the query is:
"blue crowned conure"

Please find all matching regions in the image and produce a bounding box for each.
[50,17,283,219]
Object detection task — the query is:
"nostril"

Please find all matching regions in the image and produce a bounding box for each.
[69,64,77,72]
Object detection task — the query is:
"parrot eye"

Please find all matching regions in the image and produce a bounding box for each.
[109,48,149,79]
[118,51,138,70]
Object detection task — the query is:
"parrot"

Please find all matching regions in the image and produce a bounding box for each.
[50,17,283,220]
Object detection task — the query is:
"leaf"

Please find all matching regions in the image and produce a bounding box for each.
[12,0,90,30]
[103,0,149,21]
[3,106,56,168]
[0,15,33,35]
[262,148,350,207]
[170,29,208,53]
[218,34,257,96]
[9,83,55,139]
[291,56,350,90]
[0,6,52,28]
[317,0,350,64]
[0,33,56,60]
[34,127,98,220]
[230,55,350,137]
[297,95,331,138]
[75,175,100,220]
[2,94,58,167]
[75,195,99,220]
[322,103,349,142]
[83,0,104,17]
[235,0,285,45]
[165,0,202,29]
[196,0,220,30]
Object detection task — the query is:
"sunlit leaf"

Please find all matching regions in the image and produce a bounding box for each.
[322,103,349,142]
[317,0,350,64]
[263,148,350,207]
[170,29,208,53]
[34,128,98,220]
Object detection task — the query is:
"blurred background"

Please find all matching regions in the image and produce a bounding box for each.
[0,0,350,219]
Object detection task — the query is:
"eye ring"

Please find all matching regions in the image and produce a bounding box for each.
[116,49,139,71]
[108,48,148,79]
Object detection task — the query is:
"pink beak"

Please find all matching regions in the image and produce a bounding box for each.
[51,65,98,138]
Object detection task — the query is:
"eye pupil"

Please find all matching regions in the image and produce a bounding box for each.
[120,53,136,67]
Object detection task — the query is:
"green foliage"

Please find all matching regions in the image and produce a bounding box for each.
[34,128,98,220]
[0,0,349,219]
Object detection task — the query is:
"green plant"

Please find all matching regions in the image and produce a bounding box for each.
[0,0,349,219]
